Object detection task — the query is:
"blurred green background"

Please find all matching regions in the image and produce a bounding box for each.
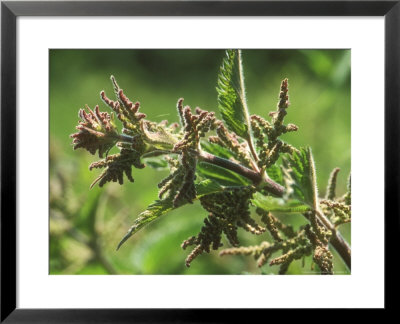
[50,49,351,275]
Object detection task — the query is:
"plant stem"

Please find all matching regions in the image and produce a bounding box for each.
[197,150,284,196]
[237,50,260,168]
[330,231,351,270]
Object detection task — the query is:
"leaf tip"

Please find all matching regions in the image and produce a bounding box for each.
[116,233,131,251]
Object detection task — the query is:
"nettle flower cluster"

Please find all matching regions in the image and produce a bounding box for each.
[71,50,351,274]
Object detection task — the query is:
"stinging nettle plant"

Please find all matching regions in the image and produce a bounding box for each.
[70,50,351,274]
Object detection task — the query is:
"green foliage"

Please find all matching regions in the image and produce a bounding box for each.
[283,147,319,209]
[266,165,284,185]
[216,49,251,140]
[251,192,310,214]
[197,142,251,186]
[143,157,168,170]
[197,162,251,186]
[201,141,233,160]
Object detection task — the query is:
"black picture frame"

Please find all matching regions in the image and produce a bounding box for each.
[1,0,398,321]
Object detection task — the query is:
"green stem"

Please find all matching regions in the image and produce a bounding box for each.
[237,50,260,169]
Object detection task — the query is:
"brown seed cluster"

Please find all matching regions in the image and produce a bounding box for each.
[304,225,333,274]
[250,79,298,170]
[157,99,218,208]
[72,76,150,188]
[89,149,145,189]
[100,76,146,135]
[208,122,253,168]
[70,105,118,158]
[181,188,264,267]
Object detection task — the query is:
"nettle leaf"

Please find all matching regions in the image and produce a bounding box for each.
[117,179,227,250]
[201,141,234,160]
[282,147,319,209]
[266,164,284,185]
[197,162,251,187]
[217,49,251,140]
[143,157,168,170]
[199,142,251,186]
[251,192,310,214]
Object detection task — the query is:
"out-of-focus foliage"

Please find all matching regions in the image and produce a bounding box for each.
[50,49,350,274]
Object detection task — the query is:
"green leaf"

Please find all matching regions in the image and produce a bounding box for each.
[197,162,251,187]
[282,147,319,209]
[251,192,311,214]
[201,141,234,160]
[143,157,168,170]
[195,179,225,196]
[267,165,284,185]
[199,142,252,186]
[216,49,251,139]
[117,179,225,250]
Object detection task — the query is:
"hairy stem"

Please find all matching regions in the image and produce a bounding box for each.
[237,50,259,168]
[330,231,351,270]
